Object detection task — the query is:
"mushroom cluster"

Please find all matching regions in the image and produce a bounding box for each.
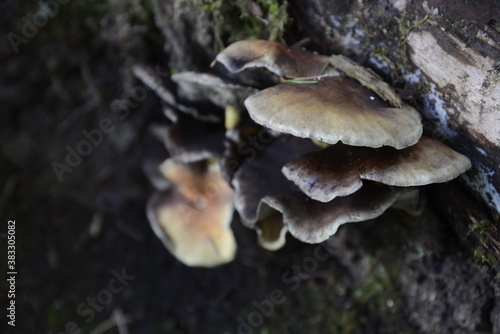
[140,40,471,267]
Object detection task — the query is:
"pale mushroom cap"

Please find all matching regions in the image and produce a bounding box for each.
[282,137,472,202]
[213,40,339,77]
[260,183,405,244]
[245,76,423,149]
[147,160,236,267]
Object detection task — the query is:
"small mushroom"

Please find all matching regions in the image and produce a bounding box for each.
[149,106,226,163]
[164,115,226,163]
[232,135,319,227]
[211,39,340,77]
[282,137,472,202]
[259,183,406,244]
[245,76,422,149]
[171,72,258,125]
[146,159,236,267]
[172,72,258,108]
[231,135,319,249]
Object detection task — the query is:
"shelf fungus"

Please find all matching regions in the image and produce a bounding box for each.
[244,76,422,149]
[232,135,320,249]
[138,39,472,266]
[211,39,340,78]
[282,137,472,202]
[171,71,258,127]
[147,159,236,267]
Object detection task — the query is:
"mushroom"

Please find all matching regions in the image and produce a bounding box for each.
[171,72,258,127]
[230,134,409,244]
[232,135,319,227]
[282,137,472,202]
[231,135,320,249]
[165,116,226,163]
[147,110,226,164]
[146,159,236,267]
[259,183,407,244]
[211,39,340,78]
[244,76,422,149]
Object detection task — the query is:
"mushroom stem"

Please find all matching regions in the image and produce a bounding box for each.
[225,105,241,130]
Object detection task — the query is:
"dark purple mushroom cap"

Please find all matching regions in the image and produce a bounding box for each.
[259,183,406,244]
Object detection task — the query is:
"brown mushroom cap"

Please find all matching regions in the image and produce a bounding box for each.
[282,137,472,202]
[163,115,226,163]
[259,183,406,244]
[149,106,226,164]
[146,160,236,267]
[244,76,423,149]
[231,135,319,250]
[232,135,319,227]
[212,39,339,77]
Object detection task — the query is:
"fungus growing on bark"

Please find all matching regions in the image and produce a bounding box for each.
[164,116,226,163]
[138,37,473,256]
[172,72,257,108]
[282,137,472,202]
[147,107,225,164]
[171,72,258,127]
[244,76,422,149]
[232,135,319,226]
[259,183,407,244]
[211,39,339,77]
[231,135,319,249]
[146,159,236,267]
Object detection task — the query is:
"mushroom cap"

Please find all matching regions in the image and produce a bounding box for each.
[212,39,339,77]
[244,76,423,149]
[163,115,226,163]
[259,183,405,244]
[282,137,472,202]
[231,135,320,227]
[147,160,236,267]
[172,72,258,108]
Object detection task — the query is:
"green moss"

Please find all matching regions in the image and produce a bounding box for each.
[395,15,428,62]
[468,217,500,271]
[192,0,288,50]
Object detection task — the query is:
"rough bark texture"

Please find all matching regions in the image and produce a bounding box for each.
[2,0,499,333]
